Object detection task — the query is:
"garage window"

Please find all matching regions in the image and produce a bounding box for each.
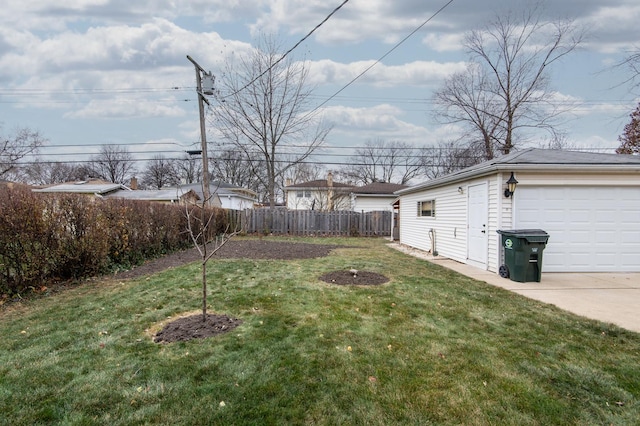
[417,200,435,217]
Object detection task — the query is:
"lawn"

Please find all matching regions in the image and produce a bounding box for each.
[1,237,638,425]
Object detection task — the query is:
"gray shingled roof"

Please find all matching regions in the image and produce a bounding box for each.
[493,148,640,165]
[105,188,194,202]
[352,182,409,195]
[286,179,355,189]
[397,148,640,195]
[179,182,257,201]
[33,180,129,195]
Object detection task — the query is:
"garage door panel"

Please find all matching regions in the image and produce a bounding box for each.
[568,253,592,268]
[544,210,565,223]
[622,231,640,243]
[594,230,616,243]
[621,210,639,223]
[518,211,540,223]
[515,186,640,272]
[595,210,616,223]
[591,252,614,263]
[519,188,542,199]
[569,230,591,244]
[621,253,639,268]
[565,208,589,223]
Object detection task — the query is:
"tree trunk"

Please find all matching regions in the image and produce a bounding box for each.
[202,259,207,322]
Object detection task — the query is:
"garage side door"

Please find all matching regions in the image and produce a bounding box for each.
[515,186,640,272]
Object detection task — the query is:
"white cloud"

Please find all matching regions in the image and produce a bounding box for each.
[308,59,467,87]
[319,104,435,147]
[249,0,456,45]
[65,97,187,119]
[576,4,640,54]
[1,18,250,78]
[421,33,465,52]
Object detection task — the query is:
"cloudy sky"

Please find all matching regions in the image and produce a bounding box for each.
[1,0,639,173]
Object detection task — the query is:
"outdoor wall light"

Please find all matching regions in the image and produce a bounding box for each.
[504,172,518,198]
[457,186,464,194]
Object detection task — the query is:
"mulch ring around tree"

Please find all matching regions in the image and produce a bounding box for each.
[319,270,389,286]
[153,313,243,343]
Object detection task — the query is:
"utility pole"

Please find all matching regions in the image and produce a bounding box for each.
[187,55,214,205]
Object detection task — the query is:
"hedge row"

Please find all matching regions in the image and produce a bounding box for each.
[0,185,231,296]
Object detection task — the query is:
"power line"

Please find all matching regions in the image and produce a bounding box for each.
[220,0,351,100]
[20,145,619,164]
[307,0,455,115]
[1,85,636,109]
[31,139,620,155]
[0,87,191,95]
[13,146,618,170]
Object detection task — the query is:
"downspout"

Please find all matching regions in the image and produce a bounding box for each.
[429,228,438,257]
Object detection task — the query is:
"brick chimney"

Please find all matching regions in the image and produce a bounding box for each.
[130,177,138,190]
[327,172,334,211]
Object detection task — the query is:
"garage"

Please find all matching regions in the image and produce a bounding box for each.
[396,148,640,275]
[515,186,640,272]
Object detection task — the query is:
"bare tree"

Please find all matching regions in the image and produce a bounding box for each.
[1,126,47,179]
[616,102,640,155]
[434,5,583,159]
[539,132,578,151]
[214,36,331,208]
[211,147,262,194]
[422,141,487,179]
[184,194,238,322]
[175,154,202,184]
[90,145,136,184]
[141,155,179,189]
[20,160,83,185]
[341,139,422,185]
[615,49,640,93]
[282,162,325,185]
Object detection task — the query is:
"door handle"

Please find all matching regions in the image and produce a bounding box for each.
[481,224,486,233]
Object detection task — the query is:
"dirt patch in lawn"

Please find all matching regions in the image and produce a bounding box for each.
[153,313,243,343]
[116,239,346,280]
[320,270,389,286]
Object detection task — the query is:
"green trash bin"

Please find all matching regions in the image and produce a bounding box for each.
[497,229,549,283]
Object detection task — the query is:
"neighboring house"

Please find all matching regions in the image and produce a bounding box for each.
[33,179,256,210]
[285,172,355,211]
[395,148,640,273]
[33,179,130,196]
[350,182,408,213]
[178,182,257,210]
[104,188,200,204]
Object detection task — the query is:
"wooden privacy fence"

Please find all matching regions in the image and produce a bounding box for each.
[229,209,392,237]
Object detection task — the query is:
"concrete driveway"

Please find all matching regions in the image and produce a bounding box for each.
[388,243,640,333]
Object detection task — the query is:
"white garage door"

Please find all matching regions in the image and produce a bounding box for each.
[515,186,640,272]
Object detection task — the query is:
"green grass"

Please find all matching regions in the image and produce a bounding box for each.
[1,237,639,425]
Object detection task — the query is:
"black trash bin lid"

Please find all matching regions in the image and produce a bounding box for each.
[497,229,548,236]
[497,229,549,243]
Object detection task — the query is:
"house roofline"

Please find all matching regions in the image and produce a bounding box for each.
[352,193,399,197]
[396,149,640,196]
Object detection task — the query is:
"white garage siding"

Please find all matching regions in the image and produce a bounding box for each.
[399,184,467,262]
[399,176,501,268]
[486,175,504,273]
[514,186,640,272]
